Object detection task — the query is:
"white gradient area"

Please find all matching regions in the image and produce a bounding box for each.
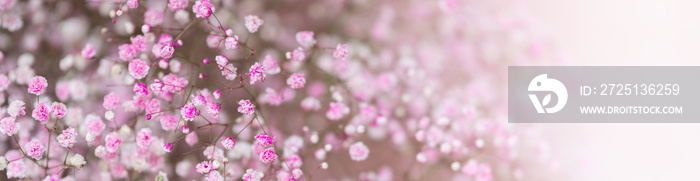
[521,0,700,180]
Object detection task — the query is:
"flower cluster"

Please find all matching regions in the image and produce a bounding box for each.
[0,0,558,180]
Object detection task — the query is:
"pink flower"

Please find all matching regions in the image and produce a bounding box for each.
[32,102,51,124]
[163,142,174,152]
[326,102,349,121]
[50,102,67,118]
[130,35,147,51]
[180,102,196,121]
[28,76,47,95]
[221,64,237,80]
[144,9,163,26]
[150,79,164,95]
[0,74,9,91]
[136,128,153,148]
[206,35,223,48]
[193,0,214,18]
[334,44,350,60]
[349,141,369,161]
[103,93,119,110]
[255,134,275,147]
[215,55,229,69]
[168,0,187,11]
[160,44,174,59]
[260,88,282,106]
[6,160,25,179]
[244,15,264,33]
[0,117,17,136]
[162,73,188,92]
[246,62,266,84]
[160,114,179,131]
[242,169,263,181]
[24,138,45,160]
[286,73,306,89]
[57,127,77,148]
[133,83,149,97]
[295,31,316,48]
[262,55,280,75]
[186,131,198,146]
[237,99,255,115]
[81,43,95,59]
[260,147,278,163]
[85,114,105,134]
[207,102,221,118]
[181,125,190,134]
[213,90,222,99]
[225,36,238,49]
[221,137,235,150]
[127,0,138,8]
[208,171,224,181]
[8,100,25,117]
[195,161,212,174]
[105,132,121,153]
[118,44,137,61]
[286,47,306,63]
[129,59,150,80]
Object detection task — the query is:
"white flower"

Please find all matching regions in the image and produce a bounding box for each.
[0,156,7,170]
[69,154,86,168]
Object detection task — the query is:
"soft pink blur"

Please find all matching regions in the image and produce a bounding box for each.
[522,0,700,180]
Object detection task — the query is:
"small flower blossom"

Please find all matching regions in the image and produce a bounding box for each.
[118,44,137,61]
[349,141,370,161]
[0,117,17,136]
[215,55,229,69]
[195,161,212,174]
[150,79,165,95]
[193,0,215,18]
[127,0,138,8]
[103,93,119,110]
[137,128,153,148]
[222,64,237,80]
[326,102,349,120]
[286,47,306,63]
[28,76,48,95]
[301,97,321,111]
[81,43,96,59]
[255,134,275,147]
[144,10,163,26]
[57,127,78,148]
[260,148,278,163]
[295,31,316,48]
[207,102,221,118]
[286,73,306,89]
[85,114,105,134]
[129,59,150,79]
[168,0,187,11]
[133,83,149,97]
[105,132,122,153]
[182,125,190,134]
[221,137,235,150]
[261,55,280,75]
[181,102,196,121]
[160,45,174,59]
[160,114,179,131]
[50,102,67,118]
[225,36,239,49]
[8,100,25,117]
[32,102,51,124]
[130,35,147,51]
[208,171,224,181]
[24,139,45,160]
[244,15,264,33]
[242,169,264,181]
[213,90,222,99]
[69,154,86,168]
[163,142,174,152]
[246,62,266,84]
[334,44,350,60]
[260,88,282,106]
[0,156,6,171]
[237,99,255,115]
[186,132,198,146]
[6,160,25,179]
